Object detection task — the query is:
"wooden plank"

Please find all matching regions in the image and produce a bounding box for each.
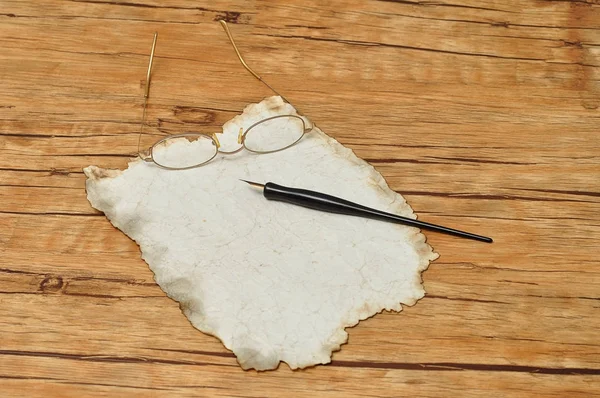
[1,0,599,396]
[2,358,598,398]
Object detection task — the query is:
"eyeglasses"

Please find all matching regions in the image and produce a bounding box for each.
[137,21,313,170]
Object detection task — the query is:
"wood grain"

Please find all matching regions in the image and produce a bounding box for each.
[1,0,599,396]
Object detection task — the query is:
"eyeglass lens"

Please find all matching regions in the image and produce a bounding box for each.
[152,134,218,169]
[243,115,305,153]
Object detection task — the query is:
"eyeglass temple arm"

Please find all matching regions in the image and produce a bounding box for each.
[139,25,312,155]
[218,20,291,105]
[138,32,158,160]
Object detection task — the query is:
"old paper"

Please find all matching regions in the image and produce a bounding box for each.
[85,96,438,370]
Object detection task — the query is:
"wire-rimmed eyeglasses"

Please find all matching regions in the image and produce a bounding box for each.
[138,21,313,170]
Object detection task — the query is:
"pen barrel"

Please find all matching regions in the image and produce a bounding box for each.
[263,182,381,218]
[263,182,492,243]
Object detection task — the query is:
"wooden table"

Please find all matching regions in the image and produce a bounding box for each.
[1,1,599,396]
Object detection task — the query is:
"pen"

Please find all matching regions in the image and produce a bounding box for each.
[241,180,493,243]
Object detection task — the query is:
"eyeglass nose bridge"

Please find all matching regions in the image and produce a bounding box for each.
[211,133,221,149]
[237,127,243,144]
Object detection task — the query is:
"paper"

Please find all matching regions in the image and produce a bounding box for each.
[84,96,438,370]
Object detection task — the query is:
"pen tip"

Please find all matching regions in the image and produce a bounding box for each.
[239,179,265,189]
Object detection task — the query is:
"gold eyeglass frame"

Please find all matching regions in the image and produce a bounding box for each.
[137,20,313,170]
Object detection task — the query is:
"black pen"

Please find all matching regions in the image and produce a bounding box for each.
[241,180,493,243]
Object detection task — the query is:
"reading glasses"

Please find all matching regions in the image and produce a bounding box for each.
[138,21,312,170]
